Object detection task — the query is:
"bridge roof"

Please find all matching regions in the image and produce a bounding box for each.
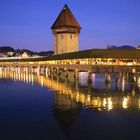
[51,4,81,30]
[46,49,140,60]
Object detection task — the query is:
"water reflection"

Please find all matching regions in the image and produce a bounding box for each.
[54,93,80,137]
[1,70,140,112]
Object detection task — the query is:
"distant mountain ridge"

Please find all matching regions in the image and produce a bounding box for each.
[107,45,136,50]
[0,46,15,53]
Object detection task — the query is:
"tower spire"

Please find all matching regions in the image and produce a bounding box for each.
[63,4,68,9]
[51,4,81,31]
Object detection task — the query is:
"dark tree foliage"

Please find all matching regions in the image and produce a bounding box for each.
[0,46,15,53]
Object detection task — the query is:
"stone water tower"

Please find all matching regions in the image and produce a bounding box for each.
[51,4,81,55]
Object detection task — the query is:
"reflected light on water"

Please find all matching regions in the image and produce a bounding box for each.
[108,98,113,111]
[40,76,44,87]
[122,97,129,109]
[139,98,140,109]
[0,68,140,112]
[137,77,140,88]
[103,98,107,109]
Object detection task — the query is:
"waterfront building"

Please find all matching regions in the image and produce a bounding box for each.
[21,52,30,58]
[7,51,14,56]
[51,4,81,55]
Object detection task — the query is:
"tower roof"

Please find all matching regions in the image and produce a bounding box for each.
[51,4,81,30]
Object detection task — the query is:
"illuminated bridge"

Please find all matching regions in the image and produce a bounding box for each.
[0,49,140,82]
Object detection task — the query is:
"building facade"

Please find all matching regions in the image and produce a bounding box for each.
[51,4,81,55]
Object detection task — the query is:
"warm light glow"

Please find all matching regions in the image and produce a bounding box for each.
[103,98,107,108]
[137,77,140,88]
[108,98,113,111]
[40,76,44,87]
[139,98,140,109]
[122,97,129,109]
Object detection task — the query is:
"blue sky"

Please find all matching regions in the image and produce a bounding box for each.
[0,0,140,51]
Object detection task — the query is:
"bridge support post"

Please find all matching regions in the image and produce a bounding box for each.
[40,67,43,75]
[45,67,48,77]
[56,67,60,76]
[137,77,140,88]
[132,68,136,73]
[105,74,111,89]
[17,67,20,73]
[37,66,40,75]
[40,67,42,74]
[42,66,45,75]
[29,67,31,73]
[0,67,2,77]
[6,66,10,72]
[64,68,68,78]
[25,67,29,74]
[115,73,120,83]
[127,73,136,82]
[88,71,92,84]
[105,74,111,83]
[132,68,136,82]
[34,67,36,74]
[74,69,78,79]
[31,67,34,74]
[48,67,52,77]
[23,67,26,73]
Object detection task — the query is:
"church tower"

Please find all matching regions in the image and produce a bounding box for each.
[51,4,81,55]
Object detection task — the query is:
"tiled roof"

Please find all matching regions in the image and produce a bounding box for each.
[51,4,81,30]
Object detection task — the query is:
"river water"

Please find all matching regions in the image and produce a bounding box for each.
[0,70,140,140]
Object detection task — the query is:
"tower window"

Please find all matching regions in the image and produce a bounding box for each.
[70,34,72,39]
[61,35,63,39]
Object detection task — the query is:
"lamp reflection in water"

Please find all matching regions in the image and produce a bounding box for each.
[137,77,140,88]
[103,98,107,109]
[108,98,113,111]
[122,97,129,109]
[139,98,140,109]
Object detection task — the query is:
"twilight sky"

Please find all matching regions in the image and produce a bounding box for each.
[0,0,140,51]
